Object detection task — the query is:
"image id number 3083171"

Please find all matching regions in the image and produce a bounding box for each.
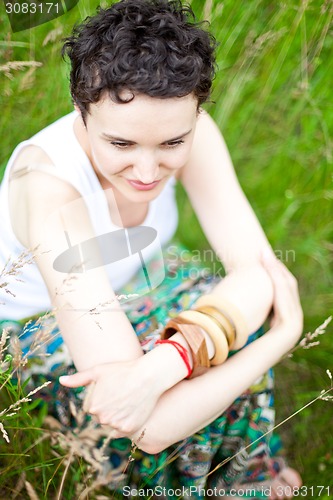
[5,2,59,14]
[276,485,331,497]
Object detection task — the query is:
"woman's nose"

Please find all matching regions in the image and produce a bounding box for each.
[132,151,159,183]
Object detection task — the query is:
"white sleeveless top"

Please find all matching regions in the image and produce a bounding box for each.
[0,111,178,320]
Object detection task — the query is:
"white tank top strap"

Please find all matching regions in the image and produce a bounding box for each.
[9,163,72,182]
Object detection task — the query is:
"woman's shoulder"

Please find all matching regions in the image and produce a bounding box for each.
[9,145,82,248]
[194,110,220,140]
[179,111,225,180]
[10,144,54,173]
[10,111,78,173]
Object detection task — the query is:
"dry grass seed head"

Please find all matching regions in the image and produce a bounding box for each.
[0,381,51,418]
[0,327,10,362]
[29,314,58,354]
[288,316,332,357]
[24,480,39,500]
[0,61,42,80]
[10,334,22,368]
[0,421,10,443]
[44,407,125,496]
[42,26,63,46]
[0,247,42,296]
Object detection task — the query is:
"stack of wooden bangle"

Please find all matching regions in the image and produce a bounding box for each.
[161,294,249,379]
[161,317,210,378]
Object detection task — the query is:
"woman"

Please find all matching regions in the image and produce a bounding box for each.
[0,0,302,497]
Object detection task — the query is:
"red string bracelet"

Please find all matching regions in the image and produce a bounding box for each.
[155,339,192,378]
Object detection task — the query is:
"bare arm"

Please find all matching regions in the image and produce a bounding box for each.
[9,150,143,370]
[63,254,303,454]
[136,256,303,454]
[137,323,300,454]
[180,111,276,335]
[9,153,204,429]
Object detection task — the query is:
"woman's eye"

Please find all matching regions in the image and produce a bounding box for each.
[110,141,131,149]
[165,140,185,148]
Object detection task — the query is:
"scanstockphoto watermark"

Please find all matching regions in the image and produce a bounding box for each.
[166,245,296,265]
[165,245,296,280]
[123,485,274,497]
[123,485,333,497]
[4,0,80,32]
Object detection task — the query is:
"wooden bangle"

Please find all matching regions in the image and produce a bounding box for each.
[178,310,229,366]
[162,317,210,378]
[195,305,236,348]
[194,294,248,349]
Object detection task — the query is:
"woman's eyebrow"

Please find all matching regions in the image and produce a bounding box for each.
[161,129,192,143]
[100,129,192,144]
[101,133,135,143]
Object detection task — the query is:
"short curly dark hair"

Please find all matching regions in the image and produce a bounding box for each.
[62,0,216,118]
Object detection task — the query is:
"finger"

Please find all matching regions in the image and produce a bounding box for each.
[261,253,284,276]
[100,422,123,438]
[83,381,96,413]
[262,257,297,294]
[279,466,302,488]
[110,429,125,439]
[261,248,279,267]
[272,265,300,306]
[261,254,287,288]
[268,268,301,314]
[263,261,287,290]
[262,257,301,309]
[261,250,297,286]
[59,369,94,388]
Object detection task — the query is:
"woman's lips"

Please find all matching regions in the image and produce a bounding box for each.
[127,179,161,191]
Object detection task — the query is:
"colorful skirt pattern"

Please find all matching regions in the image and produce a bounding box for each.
[0,244,285,498]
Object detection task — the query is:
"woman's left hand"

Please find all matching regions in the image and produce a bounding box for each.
[59,357,163,437]
[261,251,303,344]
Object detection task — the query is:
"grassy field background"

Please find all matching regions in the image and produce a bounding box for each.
[1,0,333,496]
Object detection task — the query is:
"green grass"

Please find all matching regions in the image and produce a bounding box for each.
[1,0,333,496]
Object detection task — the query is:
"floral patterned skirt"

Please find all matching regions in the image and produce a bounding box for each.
[1,243,286,498]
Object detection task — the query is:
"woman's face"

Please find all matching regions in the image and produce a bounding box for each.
[82,92,198,203]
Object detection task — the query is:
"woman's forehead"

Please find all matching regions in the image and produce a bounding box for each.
[92,92,197,114]
[87,93,198,138]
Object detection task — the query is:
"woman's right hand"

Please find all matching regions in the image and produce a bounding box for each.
[59,357,163,437]
[261,252,303,343]
[59,331,191,438]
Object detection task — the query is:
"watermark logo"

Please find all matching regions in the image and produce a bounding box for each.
[44,188,165,311]
[4,0,80,33]
[54,226,163,293]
